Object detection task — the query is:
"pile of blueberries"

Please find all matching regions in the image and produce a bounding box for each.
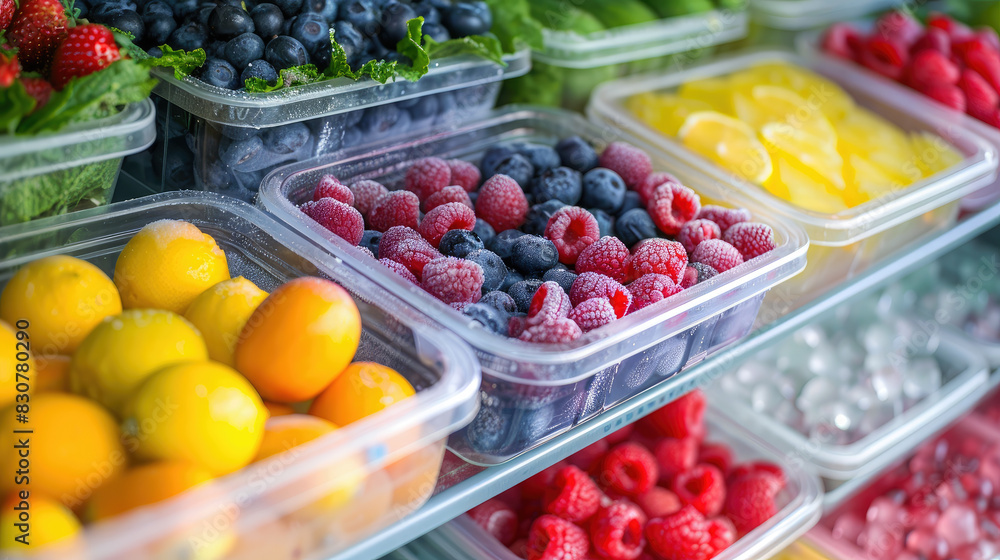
[81,0,493,90]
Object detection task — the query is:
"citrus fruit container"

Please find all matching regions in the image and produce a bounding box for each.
[0,191,480,559]
[499,2,747,111]
[750,0,900,31]
[587,49,999,305]
[121,49,530,202]
[0,99,155,228]
[257,106,809,465]
[387,409,823,560]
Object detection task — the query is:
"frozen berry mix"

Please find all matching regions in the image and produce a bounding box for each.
[296,139,777,344]
[465,390,789,560]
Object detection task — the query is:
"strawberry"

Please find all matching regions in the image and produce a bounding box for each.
[49,24,121,90]
[874,11,922,47]
[959,68,1000,122]
[910,28,951,57]
[918,83,967,112]
[21,76,53,111]
[860,36,909,81]
[6,0,68,73]
[0,0,14,30]
[965,47,1000,100]
[928,12,972,40]
[0,52,20,87]
[905,49,960,90]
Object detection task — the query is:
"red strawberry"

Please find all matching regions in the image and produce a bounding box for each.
[919,83,967,112]
[910,28,951,57]
[874,11,922,47]
[49,24,122,90]
[21,76,53,111]
[959,68,1000,122]
[905,49,960,89]
[860,36,909,81]
[6,0,68,72]
[966,47,1000,100]
[0,0,14,30]
[928,12,972,40]
[0,52,20,87]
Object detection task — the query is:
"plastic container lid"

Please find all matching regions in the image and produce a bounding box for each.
[751,0,902,30]
[0,99,156,182]
[587,49,1000,247]
[151,51,530,129]
[535,8,748,69]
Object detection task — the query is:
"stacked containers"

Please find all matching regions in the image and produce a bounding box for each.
[258,107,810,465]
[0,192,480,559]
[750,0,903,31]
[587,50,999,306]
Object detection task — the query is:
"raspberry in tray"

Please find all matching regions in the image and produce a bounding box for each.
[296,138,774,344]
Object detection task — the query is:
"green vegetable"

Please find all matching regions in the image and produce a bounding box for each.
[0,158,119,226]
[714,0,747,10]
[529,0,606,34]
[424,34,506,66]
[480,0,544,52]
[0,82,37,136]
[642,0,714,18]
[139,45,207,80]
[499,61,565,107]
[575,0,659,28]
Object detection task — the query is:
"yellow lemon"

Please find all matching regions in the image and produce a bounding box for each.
[183,277,268,367]
[70,309,208,414]
[733,85,838,149]
[0,394,125,506]
[677,77,735,114]
[0,320,33,408]
[124,361,266,476]
[114,220,230,314]
[760,123,846,193]
[1,492,82,552]
[678,111,773,184]
[770,156,850,214]
[0,255,122,355]
[627,92,713,137]
[86,461,215,521]
[308,362,415,427]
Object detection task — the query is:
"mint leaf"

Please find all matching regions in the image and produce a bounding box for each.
[0,82,37,135]
[322,25,402,84]
[245,64,325,92]
[481,0,543,52]
[424,34,505,66]
[395,17,429,81]
[140,45,207,80]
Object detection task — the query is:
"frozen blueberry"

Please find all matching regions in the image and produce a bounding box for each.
[522,199,565,237]
[511,235,558,277]
[465,395,510,454]
[272,0,304,16]
[162,140,195,190]
[493,154,534,191]
[480,144,516,179]
[219,135,265,168]
[75,0,90,18]
[500,269,524,292]
[141,1,172,22]
[360,230,382,255]
[472,219,495,247]
[200,57,240,89]
[359,104,411,138]
[219,124,260,142]
[262,123,310,154]
[615,208,659,248]
[266,35,309,69]
[311,43,332,70]
[512,406,554,451]
[508,279,544,313]
[588,208,615,239]
[194,4,216,26]
[169,21,209,51]
[378,1,416,48]
[518,143,560,174]
[556,135,599,172]
[480,290,516,315]
[581,168,626,214]
[464,303,507,335]
[466,250,508,293]
[341,0,379,36]
[618,190,643,216]
[224,33,265,69]
[251,3,285,39]
[209,5,255,40]
[145,17,177,45]
[88,1,126,22]
[421,21,451,43]
[146,45,163,57]
[301,0,338,21]
[531,167,582,205]
[334,20,365,66]
[444,1,491,37]
[439,230,484,258]
[198,159,233,191]
[542,268,577,294]
[205,40,228,60]
[488,229,525,262]
[242,59,278,87]
[107,9,145,43]
[410,0,441,24]
[291,13,330,54]
[468,190,478,205]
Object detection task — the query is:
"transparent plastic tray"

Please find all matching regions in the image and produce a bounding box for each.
[397,410,823,560]
[0,99,155,226]
[751,0,902,30]
[0,191,480,560]
[258,106,809,465]
[587,49,999,303]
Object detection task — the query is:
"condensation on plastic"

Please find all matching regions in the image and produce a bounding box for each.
[0,191,480,560]
[258,106,809,465]
[751,0,903,30]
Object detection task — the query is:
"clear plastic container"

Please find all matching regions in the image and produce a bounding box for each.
[0,191,480,560]
[0,99,155,227]
[258,106,810,465]
[393,410,823,560]
[587,49,1000,305]
[124,51,530,201]
[751,0,901,30]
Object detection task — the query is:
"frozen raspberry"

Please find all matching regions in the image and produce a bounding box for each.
[469,499,519,546]
[421,256,484,305]
[627,239,687,284]
[349,179,389,217]
[605,425,634,446]
[959,68,1000,122]
[545,206,601,265]
[387,239,441,280]
[875,10,923,46]
[597,442,658,498]
[423,185,474,213]
[641,389,706,440]
[919,83,967,112]
[645,506,736,560]
[568,440,610,472]
[723,222,775,261]
[448,158,482,192]
[672,464,725,517]
[509,315,528,338]
[405,157,451,199]
[527,281,573,325]
[510,539,529,558]
[628,274,682,313]
[519,317,583,344]
[821,22,862,60]
[575,236,630,283]
[599,142,652,188]
[691,239,743,273]
[860,36,909,81]
[589,502,647,560]
[527,515,590,560]
[654,437,698,485]
[723,471,782,535]
[522,461,569,500]
[698,443,733,475]
[369,190,420,232]
[357,246,375,259]
[300,198,364,245]
[965,42,1000,96]
[648,182,700,236]
[567,298,618,332]
[910,27,950,56]
[476,174,529,232]
[569,273,632,318]
[680,263,718,289]
[543,465,602,523]
[636,486,682,519]
[313,175,354,206]
[378,258,419,284]
[378,226,423,259]
[906,49,960,91]
[728,461,786,490]
[418,202,477,248]
[636,171,680,206]
[677,219,720,254]
[696,205,750,232]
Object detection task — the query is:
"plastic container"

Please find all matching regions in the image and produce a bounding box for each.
[258,106,810,465]
[501,7,748,111]
[122,51,530,201]
[0,98,155,227]
[398,410,823,560]
[0,191,480,560]
[751,0,901,30]
[588,49,999,305]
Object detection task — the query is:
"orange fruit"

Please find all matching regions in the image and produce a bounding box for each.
[254,414,337,462]
[183,276,268,367]
[86,461,214,521]
[0,319,33,408]
[114,220,231,314]
[0,492,82,552]
[263,401,296,417]
[235,277,362,403]
[309,362,415,427]
[331,469,393,539]
[35,354,71,393]
[383,444,444,511]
